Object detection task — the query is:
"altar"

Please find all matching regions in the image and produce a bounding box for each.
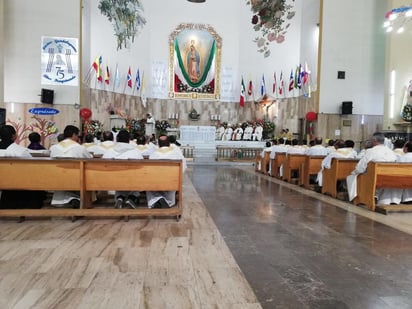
[179,125,216,144]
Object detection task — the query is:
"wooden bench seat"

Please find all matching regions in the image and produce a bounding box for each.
[282,154,306,183]
[299,155,325,189]
[321,158,359,198]
[353,162,412,213]
[0,157,183,220]
[270,152,286,178]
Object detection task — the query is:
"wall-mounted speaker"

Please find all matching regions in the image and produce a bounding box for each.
[0,108,5,126]
[342,101,353,115]
[41,88,54,104]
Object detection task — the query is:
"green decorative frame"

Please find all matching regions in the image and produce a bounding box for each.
[169,23,222,100]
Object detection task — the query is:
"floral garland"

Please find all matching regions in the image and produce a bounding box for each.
[155,120,171,135]
[401,103,412,122]
[246,0,296,57]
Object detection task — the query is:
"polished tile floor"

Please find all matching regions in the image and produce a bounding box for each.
[1,165,412,308]
[188,165,412,309]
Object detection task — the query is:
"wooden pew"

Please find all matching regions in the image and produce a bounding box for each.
[270,152,286,178]
[282,154,306,183]
[322,158,358,198]
[299,155,325,189]
[353,162,412,213]
[255,152,262,172]
[261,151,271,175]
[0,158,183,220]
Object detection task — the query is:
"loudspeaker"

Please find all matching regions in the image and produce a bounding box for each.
[0,108,5,126]
[342,101,353,115]
[41,88,54,104]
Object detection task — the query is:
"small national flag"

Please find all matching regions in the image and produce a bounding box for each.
[127,67,132,88]
[240,77,245,108]
[140,71,147,108]
[135,69,141,90]
[289,69,294,92]
[294,66,299,89]
[272,72,277,95]
[279,71,284,96]
[93,56,103,82]
[303,62,309,86]
[248,80,253,97]
[297,64,302,89]
[261,74,266,96]
[104,66,110,85]
[114,64,120,89]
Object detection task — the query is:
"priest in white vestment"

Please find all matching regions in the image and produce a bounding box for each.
[346,133,397,202]
[50,125,92,206]
[147,135,186,208]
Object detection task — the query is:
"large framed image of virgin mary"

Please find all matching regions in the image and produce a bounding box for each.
[169,23,221,100]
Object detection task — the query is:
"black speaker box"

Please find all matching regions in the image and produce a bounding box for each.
[342,101,353,115]
[0,108,5,126]
[41,88,54,104]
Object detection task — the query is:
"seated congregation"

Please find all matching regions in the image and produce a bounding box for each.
[0,124,186,210]
[256,132,412,211]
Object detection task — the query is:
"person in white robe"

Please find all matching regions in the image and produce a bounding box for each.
[50,125,92,207]
[398,141,412,203]
[243,124,253,141]
[223,124,233,141]
[304,137,329,156]
[252,124,263,141]
[216,124,225,140]
[346,133,397,202]
[147,135,186,208]
[145,113,155,137]
[102,129,142,208]
[392,139,406,160]
[86,131,116,156]
[134,135,157,157]
[233,124,243,141]
[317,140,357,187]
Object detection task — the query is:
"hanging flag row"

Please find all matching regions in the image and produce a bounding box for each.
[86,55,144,95]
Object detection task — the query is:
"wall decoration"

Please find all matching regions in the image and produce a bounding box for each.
[98,0,146,50]
[169,23,222,100]
[246,0,296,57]
[41,37,78,86]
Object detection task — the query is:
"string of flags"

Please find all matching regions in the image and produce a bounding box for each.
[239,62,313,107]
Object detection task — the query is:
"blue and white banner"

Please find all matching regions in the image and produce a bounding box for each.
[41,36,79,86]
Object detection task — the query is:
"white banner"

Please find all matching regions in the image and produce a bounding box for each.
[41,36,79,86]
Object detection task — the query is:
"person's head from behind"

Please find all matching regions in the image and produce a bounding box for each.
[393,139,405,149]
[328,139,335,147]
[404,141,412,153]
[314,137,323,145]
[334,140,345,149]
[85,134,94,143]
[28,132,41,144]
[136,135,146,145]
[344,139,355,148]
[57,133,65,142]
[158,135,170,147]
[0,125,16,145]
[64,125,80,142]
[265,141,271,147]
[291,139,298,146]
[102,131,114,141]
[116,129,130,143]
[371,132,385,146]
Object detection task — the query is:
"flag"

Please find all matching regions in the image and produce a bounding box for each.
[240,77,245,108]
[127,67,132,88]
[114,64,120,89]
[261,74,266,96]
[140,71,146,108]
[303,62,309,86]
[272,72,277,95]
[289,69,294,91]
[294,66,299,89]
[104,66,110,85]
[135,69,141,90]
[297,64,302,89]
[279,71,284,96]
[248,80,253,96]
[93,56,103,82]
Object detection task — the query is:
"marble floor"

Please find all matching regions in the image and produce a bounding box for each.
[1,165,412,308]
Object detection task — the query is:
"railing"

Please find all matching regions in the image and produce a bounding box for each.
[181,145,195,161]
[216,146,263,162]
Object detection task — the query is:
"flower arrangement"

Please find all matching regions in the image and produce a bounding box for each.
[246,0,296,57]
[189,108,201,120]
[253,119,276,139]
[401,103,412,122]
[85,120,104,137]
[155,120,171,135]
[98,0,146,50]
